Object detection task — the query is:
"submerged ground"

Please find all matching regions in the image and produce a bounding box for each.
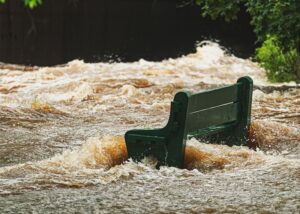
[0,43,299,213]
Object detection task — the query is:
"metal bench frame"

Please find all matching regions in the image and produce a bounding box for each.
[125,76,253,168]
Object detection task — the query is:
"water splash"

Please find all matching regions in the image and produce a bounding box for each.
[0,42,299,212]
[0,133,285,193]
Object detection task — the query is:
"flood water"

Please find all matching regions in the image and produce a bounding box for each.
[0,43,299,213]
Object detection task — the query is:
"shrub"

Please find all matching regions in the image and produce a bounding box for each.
[256,36,300,82]
[195,0,300,48]
[246,0,300,50]
[195,0,300,82]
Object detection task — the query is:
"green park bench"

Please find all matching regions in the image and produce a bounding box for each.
[125,76,253,168]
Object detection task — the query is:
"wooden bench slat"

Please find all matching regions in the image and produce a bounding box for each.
[126,134,166,143]
[187,122,235,139]
[186,102,239,134]
[188,84,240,112]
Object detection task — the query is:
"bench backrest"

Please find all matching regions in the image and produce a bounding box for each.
[187,84,240,135]
[125,76,253,168]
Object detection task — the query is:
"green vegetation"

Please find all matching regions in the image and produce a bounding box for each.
[195,0,300,82]
[256,36,300,82]
[0,0,42,8]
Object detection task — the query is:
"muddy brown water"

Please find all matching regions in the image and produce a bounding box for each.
[0,43,299,213]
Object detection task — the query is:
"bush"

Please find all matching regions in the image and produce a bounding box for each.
[256,36,300,83]
[195,0,300,82]
[246,0,300,50]
[195,0,300,48]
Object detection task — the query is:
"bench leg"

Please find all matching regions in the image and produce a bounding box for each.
[125,129,168,166]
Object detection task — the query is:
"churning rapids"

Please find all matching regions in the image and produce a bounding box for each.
[0,43,299,213]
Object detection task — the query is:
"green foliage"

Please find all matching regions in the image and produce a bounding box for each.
[256,36,300,82]
[195,0,300,48]
[23,0,42,8]
[0,0,42,8]
[246,0,300,49]
[195,0,242,22]
[195,0,300,82]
